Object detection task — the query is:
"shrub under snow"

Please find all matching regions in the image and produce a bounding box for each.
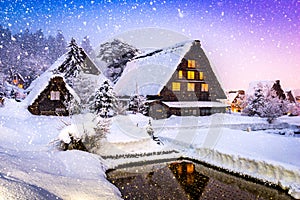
[58,113,111,152]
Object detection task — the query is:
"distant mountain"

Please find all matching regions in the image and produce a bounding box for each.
[92,39,139,83]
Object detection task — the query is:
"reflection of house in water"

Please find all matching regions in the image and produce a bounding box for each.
[169,162,209,199]
[108,161,292,200]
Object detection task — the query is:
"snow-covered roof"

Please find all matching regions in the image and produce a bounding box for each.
[24,73,80,105]
[162,101,227,108]
[114,40,194,96]
[227,92,238,104]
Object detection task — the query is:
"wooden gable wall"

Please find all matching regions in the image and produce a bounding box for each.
[158,40,226,102]
[28,76,72,116]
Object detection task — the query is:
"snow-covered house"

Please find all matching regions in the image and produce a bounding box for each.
[26,39,105,115]
[114,40,227,119]
[226,90,245,112]
[12,73,26,89]
[27,74,79,116]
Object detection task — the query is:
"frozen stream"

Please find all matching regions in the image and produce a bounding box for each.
[107,160,294,200]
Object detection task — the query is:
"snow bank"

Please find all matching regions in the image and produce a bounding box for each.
[0,103,121,199]
[193,148,300,198]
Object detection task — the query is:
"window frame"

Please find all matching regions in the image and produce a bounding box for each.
[187,83,195,91]
[50,91,60,100]
[187,71,195,79]
[172,82,181,91]
[199,72,204,80]
[178,70,183,79]
[201,83,209,92]
[188,60,196,68]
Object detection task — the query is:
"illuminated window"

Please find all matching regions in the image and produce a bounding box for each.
[199,72,204,80]
[50,91,60,100]
[187,71,195,79]
[201,84,209,92]
[188,60,195,68]
[187,83,195,91]
[178,70,183,79]
[172,82,181,91]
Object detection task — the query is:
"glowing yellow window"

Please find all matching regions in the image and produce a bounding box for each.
[199,72,204,80]
[172,82,181,91]
[187,71,195,79]
[187,83,195,91]
[188,60,195,68]
[201,84,209,92]
[178,70,183,79]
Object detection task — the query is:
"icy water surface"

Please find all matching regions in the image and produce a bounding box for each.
[107,161,293,200]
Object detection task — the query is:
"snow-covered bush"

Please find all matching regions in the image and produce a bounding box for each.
[57,114,110,152]
[243,82,288,123]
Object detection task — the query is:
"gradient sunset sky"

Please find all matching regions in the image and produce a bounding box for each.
[0,0,299,90]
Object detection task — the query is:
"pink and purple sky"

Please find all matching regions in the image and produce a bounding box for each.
[0,0,299,91]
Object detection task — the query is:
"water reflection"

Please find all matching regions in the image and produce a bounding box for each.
[107,161,293,200]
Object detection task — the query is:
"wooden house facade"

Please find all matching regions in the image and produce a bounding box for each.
[115,40,227,119]
[26,43,105,116]
[27,76,78,116]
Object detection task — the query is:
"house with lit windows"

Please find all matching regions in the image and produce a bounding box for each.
[114,40,227,119]
[26,47,104,116]
[27,74,80,116]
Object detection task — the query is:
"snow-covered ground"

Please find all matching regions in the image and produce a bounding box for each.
[0,100,121,199]
[1,99,300,199]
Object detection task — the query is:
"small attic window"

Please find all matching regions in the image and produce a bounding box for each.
[50,91,60,100]
[188,60,195,68]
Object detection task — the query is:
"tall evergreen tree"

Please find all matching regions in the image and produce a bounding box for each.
[58,38,85,80]
[93,80,116,118]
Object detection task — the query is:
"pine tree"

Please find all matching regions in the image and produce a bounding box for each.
[93,80,116,118]
[58,38,85,80]
[129,94,146,114]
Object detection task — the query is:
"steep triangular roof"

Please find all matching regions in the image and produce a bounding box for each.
[114,40,226,100]
[24,74,80,106]
[25,48,106,106]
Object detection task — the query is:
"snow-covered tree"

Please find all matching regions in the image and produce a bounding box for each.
[243,82,288,123]
[58,38,85,81]
[92,80,117,118]
[96,39,139,83]
[129,94,147,114]
[64,96,81,115]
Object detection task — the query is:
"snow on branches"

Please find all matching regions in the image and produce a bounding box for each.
[92,80,117,118]
[243,82,289,123]
[57,38,85,80]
